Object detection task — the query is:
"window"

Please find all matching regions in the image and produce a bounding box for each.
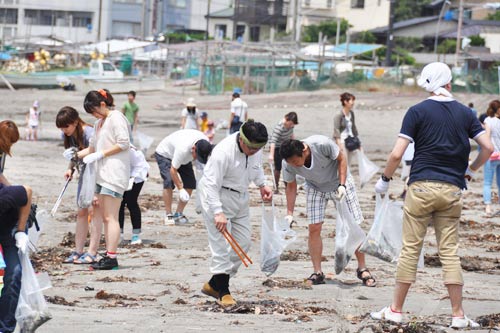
[249,26,260,42]
[24,9,91,27]
[304,0,311,6]
[351,0,364,8]
[103,63,116,72]
[169,0,186,8]
[327,0,333,8]
[0,8,17,24]
[215,24,226,39]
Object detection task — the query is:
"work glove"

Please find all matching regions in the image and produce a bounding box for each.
[465,167,476,181]
[83,151,104,164]
[375,177,390,194]
[337,184,347,201]
[63,147,78,161]
[179,188,190,202]
[284,215,294,225]
[15,231,30,254]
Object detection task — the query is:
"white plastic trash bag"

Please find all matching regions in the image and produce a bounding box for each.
[134,131,154,155]
[334,199,366,274]
[28,210,49,250]
[360,194,425,267]
[260,204,297,276]
[358,151,380,189]
[360,194,403,263]
[78,161,96,208]
[16,251,52,332]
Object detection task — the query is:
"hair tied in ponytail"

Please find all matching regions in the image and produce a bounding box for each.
[98,89,108,99]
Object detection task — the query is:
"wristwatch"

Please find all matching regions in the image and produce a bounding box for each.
[381,174,392,182]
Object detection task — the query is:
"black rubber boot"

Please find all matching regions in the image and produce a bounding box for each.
[213,273,230,297]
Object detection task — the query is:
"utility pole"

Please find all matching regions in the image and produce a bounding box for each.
[97,0,103,42]
[232,0,240,40]
[205,0,211,41]
[293,0,300,48]
[385,0,395,66]
[200,0,211,92]
[141,0,147,39]
[455,0,464,67]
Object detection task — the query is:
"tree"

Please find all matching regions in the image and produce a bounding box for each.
[394,0,432,22]
[469,35,485,47]
[352,31,376,44]
[437,39,456,54]
[487,11,500,21]
[302,19,349,43]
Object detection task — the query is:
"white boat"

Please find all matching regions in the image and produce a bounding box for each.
[70,59,165,93]
[71,76,165,93]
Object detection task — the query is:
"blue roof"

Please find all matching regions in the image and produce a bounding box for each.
[328,43,383,56]
[0,52,11,61]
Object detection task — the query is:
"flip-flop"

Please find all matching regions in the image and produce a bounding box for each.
[74,252,97,264]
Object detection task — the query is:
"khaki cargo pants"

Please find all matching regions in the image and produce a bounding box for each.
[396,181,464,285]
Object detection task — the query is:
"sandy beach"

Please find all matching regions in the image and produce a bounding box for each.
[2,85,499,332]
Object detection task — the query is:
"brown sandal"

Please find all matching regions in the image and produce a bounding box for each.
[357,268,377,287]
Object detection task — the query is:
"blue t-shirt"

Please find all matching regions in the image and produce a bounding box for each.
[400,98,484,189]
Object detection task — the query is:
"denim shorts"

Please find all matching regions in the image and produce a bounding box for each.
[95,184,123,199]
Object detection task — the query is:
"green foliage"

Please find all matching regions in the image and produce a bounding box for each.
[375,47,416,65]
[163,32,205,44]
[395,0,432,22]
[487,11,500,21]
[437,39,456,54]
[302,19,349,43]
[394,37,425,52]
[352,31,376,44]
[469,35,485,47]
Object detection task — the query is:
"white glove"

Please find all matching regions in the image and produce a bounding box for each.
[375,177,390,194]
[15,232,30,254]
[127,177,134,191]
[284,215,293,225]
[179,188,190,202]
[83,151,104,164]
[337,184,347,200]
[465,167,476,180]
[63,147,78,161]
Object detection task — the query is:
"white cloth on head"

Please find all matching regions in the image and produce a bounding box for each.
[417,62,452,97]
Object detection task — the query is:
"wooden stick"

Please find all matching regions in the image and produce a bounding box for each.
[224,230,253,264]
[222,231,248,267]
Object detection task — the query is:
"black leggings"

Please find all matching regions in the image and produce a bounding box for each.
[119,181,144,231]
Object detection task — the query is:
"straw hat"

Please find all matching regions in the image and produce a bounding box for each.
[185,97,196,107]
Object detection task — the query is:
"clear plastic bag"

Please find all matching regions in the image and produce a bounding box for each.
[260,203,297,276]
[28,209,49,250]
[334,199,366,274]
[77,161,96,209]
[360,194,403,263]
[134,131,154,155]
[16,251,52,331]
[357,151,380,189]
[361,194,425,267]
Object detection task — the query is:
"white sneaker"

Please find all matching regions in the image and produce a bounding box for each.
[451,315,480,329]
[370,306,403,323]
[164,213,175,226]
[130,234,142,245]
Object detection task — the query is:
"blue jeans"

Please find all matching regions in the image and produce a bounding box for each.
[0,234,22,333]
[483,160,500,204]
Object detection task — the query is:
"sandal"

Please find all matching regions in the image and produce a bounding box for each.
[357,268,377,287]
[63,251,83,264]
[74,252,97,264]
[306,272,326,285]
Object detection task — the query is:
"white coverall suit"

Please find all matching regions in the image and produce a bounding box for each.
[199,133,265,276]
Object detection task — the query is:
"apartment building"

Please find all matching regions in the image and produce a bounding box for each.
[0,0,111,43]
[288,0,390,34]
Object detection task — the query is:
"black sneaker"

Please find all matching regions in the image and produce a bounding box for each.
[90,256,118,270]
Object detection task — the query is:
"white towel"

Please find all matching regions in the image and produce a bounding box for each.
[417,62,452,98]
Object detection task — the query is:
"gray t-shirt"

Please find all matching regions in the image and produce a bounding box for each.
[282,135,340,192]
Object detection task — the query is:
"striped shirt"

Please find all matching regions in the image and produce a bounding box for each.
[269,121,293,147]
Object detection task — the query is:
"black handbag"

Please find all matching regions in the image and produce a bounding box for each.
[344,136,361,151]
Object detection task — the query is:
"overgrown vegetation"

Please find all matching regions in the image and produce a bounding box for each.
[487,10,500,21]
[395,0,433,22]
[302,19,350,43]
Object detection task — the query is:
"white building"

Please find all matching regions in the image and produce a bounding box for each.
[288,0,390,35]
[0,0,112,44]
